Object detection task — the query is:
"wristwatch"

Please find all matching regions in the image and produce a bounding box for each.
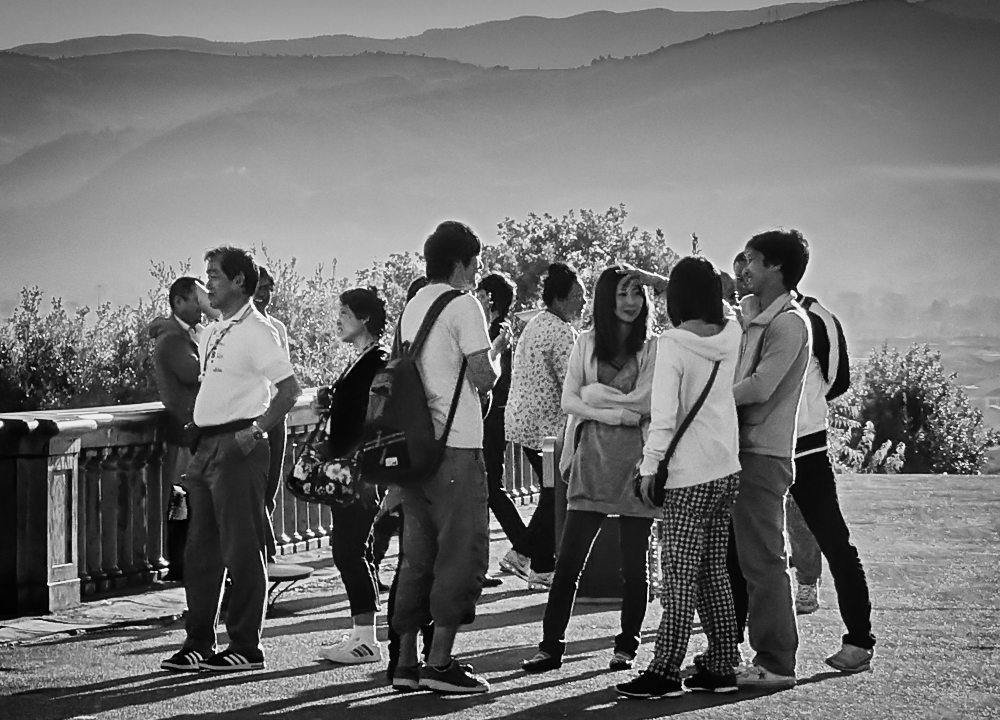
[251,421,266,440]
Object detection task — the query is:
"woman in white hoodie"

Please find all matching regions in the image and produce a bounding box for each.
[616,256,743,700]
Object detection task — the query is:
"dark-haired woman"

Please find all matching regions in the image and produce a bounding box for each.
[316,288,389,665]
[615,256,742,699]
[523,266,658,673]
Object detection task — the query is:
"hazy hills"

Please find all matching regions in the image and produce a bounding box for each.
[8,2,845,69]
[1,0,998,331]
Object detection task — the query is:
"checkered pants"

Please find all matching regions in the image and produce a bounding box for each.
[647,474,741,681]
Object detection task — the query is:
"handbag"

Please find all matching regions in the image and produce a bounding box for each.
[285,412,361,507]
[633,360,721,507]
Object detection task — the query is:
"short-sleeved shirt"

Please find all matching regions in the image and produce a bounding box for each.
[505,310,578,451]
[193,301,295,427]
[399,283,492,449]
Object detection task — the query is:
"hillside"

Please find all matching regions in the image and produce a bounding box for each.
[1,0,998,324]
[8,2,844,69]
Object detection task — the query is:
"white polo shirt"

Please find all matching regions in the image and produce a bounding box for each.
[193,301,295,427]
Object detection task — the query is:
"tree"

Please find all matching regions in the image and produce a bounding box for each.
[855,343,991,474]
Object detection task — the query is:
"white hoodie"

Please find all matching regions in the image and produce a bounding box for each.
[639,319,742,488]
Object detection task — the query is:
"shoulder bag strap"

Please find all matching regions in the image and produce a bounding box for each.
[655,360,722,479]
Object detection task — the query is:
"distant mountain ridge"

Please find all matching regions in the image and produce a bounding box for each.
[8,2,847,69]
[1,0,998,327]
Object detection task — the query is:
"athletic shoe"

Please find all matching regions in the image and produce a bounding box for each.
[527,570,553,591]
[609,651,634,670]
[825,644,874,673]
[522,651,562,673]
[735,663,796,689]
[483,575,504,588]
[418,660,490,694]
[199,649,265,672]
[684,668,738,693]
[391,664,423,692]
[499,550,531,580]
[161,648,209,672]
[795,582,819,615]
[318,635,383,664]
[615,671,684,699]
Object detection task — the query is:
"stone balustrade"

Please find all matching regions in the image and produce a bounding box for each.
[0,393,538,617]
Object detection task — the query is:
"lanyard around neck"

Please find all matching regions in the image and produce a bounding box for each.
[201,304,253,375]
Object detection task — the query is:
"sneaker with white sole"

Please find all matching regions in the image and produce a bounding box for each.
[499,549,531,580]
[199,649,265,672]
[419,660,490,694]
[318,635,383,664]
[391,663,423,692]
[825,643,873,673]
[615,671,684,699]
[527,570,553,591]
[795,582,819,615]
[735,663,796,689]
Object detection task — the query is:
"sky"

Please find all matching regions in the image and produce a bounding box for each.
[1,0,831,47]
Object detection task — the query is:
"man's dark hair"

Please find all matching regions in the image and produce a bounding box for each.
[168,276,199,311]
[257,264,274,287]
[405,276,429,303]
[592,266,648,363]
[340,287,387,338]
[477,273,516,322]
[204,245,259,296]
[541,262,579,307]
[667,256,725,327]
[733,251,747,267]
[746,229,810,290]
[423,221,481,282]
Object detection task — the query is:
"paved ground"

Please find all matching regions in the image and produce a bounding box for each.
[2,475,998,719]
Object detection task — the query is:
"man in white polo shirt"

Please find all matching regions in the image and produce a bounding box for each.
[161,245,300,674]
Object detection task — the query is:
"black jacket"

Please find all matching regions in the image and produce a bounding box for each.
[324,346,389,457]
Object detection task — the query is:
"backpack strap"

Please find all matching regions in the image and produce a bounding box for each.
[404,289,464,360]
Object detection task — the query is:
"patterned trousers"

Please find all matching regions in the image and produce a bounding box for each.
[647,474,741,682]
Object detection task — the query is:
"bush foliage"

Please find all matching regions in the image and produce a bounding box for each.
[1,206,995,473]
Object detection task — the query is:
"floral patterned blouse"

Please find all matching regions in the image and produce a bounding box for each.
[505,310,578,451]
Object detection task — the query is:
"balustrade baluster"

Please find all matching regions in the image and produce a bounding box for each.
[99,448,123,590]
[145,441,168,577]
[78,449,103,595]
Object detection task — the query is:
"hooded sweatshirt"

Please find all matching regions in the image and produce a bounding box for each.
[639,319,742,489]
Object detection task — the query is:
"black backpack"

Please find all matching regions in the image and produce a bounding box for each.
[799,295,850,401]
[356,289,467,486]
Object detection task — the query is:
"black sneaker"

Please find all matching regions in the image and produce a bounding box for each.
[522,651,562,673]
[418,660,489,694]
[199,648,265,672]
[616,671,684,699]
[684,668,738,693]
[161,648,209,672]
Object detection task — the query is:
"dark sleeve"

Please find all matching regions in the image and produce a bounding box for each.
[155,334,200,386]
[326,349,388,456]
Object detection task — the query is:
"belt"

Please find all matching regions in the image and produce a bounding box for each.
[196,418,256,438]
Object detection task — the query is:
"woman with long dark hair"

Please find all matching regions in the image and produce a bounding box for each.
[315,287,389,665]
[522,265,658,673]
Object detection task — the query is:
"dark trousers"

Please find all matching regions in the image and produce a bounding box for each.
[330,494,381,617]
[264,419,287,561]
[789,451,875,649]
[484,408,528,548]
[514,447,556,573]
[183,432,269,658]
[539,510,653,659]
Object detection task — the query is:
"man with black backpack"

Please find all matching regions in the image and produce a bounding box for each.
[789,293,876,674]
[386,221,500,694]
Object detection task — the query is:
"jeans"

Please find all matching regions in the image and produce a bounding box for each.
[787,494,822,586]
[539,510,653,659]
[730,452,798,677]
[514,447,556,573]
[789,451,875,649]
[392,448,490,635]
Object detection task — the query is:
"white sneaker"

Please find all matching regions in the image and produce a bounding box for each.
[735,663,796,689]
[527,570,553,591]
[795,582,819,615]
[499,549,531,580]
[318,635,383,664]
